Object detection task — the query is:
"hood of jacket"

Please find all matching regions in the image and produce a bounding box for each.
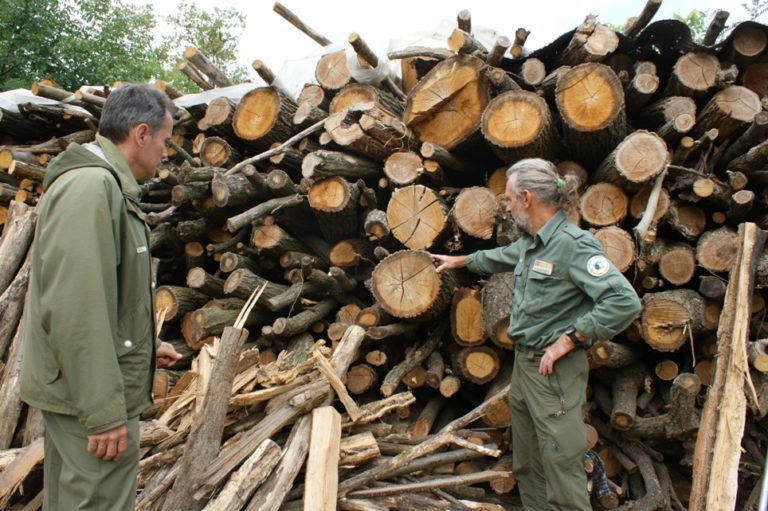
[43,134,141,200]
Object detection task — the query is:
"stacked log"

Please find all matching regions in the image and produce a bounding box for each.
[1,8,768,511]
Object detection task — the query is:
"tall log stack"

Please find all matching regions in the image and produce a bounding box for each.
[1,3,768,509]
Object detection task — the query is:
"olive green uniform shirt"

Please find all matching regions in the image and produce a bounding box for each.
[466,211,641,349]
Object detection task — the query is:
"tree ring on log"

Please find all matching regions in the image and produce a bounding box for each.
[594,226,635,273]
[453,187,499,240]
[387,184,447,250]
[307,176,352,213]
[556,63,623,132]
[233,87,281,141]
[371,250,442,320]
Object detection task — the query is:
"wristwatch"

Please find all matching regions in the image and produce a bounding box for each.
[564,325,587,348]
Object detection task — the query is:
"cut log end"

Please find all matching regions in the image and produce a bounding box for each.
[370,250,441,320]
[387,185,447,250]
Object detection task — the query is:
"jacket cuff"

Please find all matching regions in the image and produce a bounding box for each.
[81,401,127,435]
[574,317,597,344]
[465,253,481,274]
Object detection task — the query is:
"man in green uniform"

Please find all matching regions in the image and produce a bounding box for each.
[20,84,182,511]
[432,158,641,511]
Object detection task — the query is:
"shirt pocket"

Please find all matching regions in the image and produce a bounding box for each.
[523,271,565,315]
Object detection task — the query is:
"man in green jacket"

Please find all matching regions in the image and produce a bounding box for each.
[432,158,641,511]
[21,84,182,511]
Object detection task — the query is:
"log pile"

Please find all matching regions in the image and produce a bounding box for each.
[2,3,768,510]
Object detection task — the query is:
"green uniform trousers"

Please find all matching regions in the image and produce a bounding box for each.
[42,412,139,511]
[509,348,591,511]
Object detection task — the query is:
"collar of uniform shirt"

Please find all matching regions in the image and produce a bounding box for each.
[533,210,568,245]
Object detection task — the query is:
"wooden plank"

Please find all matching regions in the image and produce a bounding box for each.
[304,406,342,511]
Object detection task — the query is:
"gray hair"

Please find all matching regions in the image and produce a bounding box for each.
[98,84,175,144]
[506,158,579,213]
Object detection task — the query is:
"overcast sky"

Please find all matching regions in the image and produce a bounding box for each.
[128,0,765,86]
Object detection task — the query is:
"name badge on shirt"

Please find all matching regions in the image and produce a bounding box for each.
[532,259,553,275]
[137,246,148,254]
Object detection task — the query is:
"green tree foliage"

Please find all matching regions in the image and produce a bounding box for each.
[162,0,249,83]
[672,9,709,43]
[0,0,69,90]
[0,0,250,92]
[0,0,161,91]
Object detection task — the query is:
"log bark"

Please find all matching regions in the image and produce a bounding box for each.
[155,286,209,322]
[666,202,706,241]
[690,223,766,510]
[7,160,46,182]
[590,339,643,368]
[636,96,696,130]
[625,73,659,113]
[481,272,515,350]
[307,177,360,242]
[0,201,36,296]
[324,109,395,161]
[482,364,513,428]
[225,193,304,233]
[0,314,26,449]
[610,363,645,430]
[630,373,701,438]
[410,396,445,440]
[183,47,232,87]
[694,85,761,139]
[223,268,288,303]
[724,23,767,67]
[302,149,381,181]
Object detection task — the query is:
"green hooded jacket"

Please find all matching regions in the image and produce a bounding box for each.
[20,134,156,435]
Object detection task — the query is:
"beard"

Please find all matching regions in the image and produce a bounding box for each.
[511,209,533,236]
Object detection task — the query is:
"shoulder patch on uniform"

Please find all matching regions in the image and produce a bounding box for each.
[587,255,610,277]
